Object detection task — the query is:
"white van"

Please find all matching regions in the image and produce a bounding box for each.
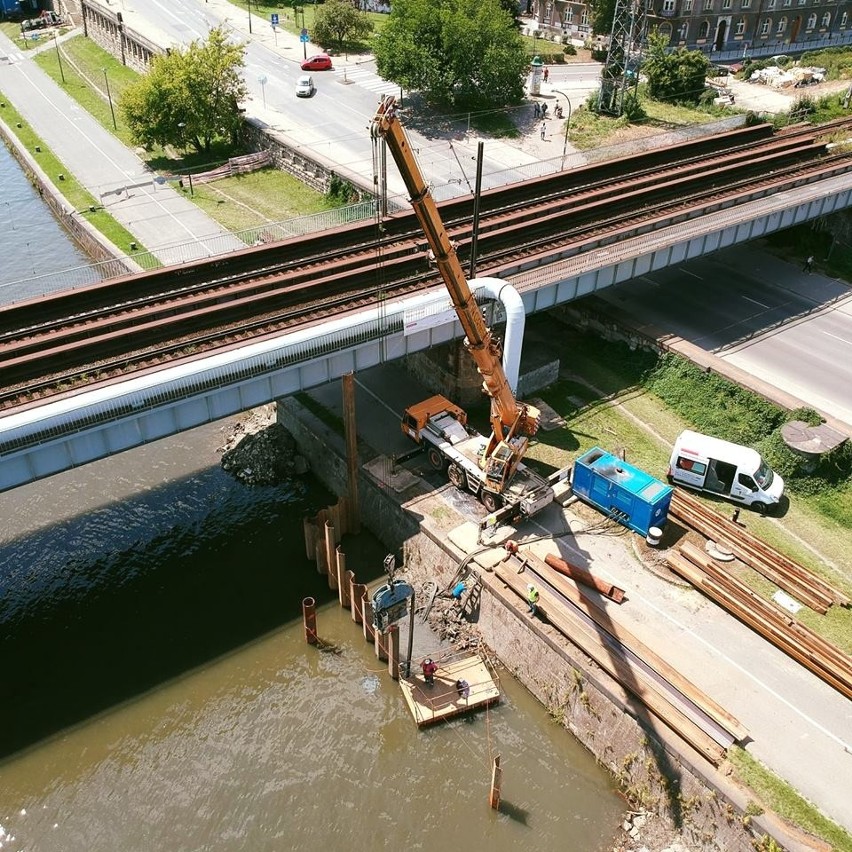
[668,430,784,513]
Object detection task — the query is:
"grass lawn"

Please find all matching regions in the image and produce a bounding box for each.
[185,167,343,232]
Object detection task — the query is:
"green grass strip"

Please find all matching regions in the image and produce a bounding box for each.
[728,747,852,851]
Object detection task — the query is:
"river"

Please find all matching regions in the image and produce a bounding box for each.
[0,144,100,299]
[0,143,623,850]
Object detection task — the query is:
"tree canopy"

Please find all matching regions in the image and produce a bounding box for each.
[313,0,373,51]
[589,0,617,36]
[643,31,709,104]
[120,27,247,156]
[373,0,528,107]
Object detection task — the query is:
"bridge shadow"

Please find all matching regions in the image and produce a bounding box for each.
[0,462,386,761]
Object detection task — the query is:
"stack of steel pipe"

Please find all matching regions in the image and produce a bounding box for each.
[669,490,850,613]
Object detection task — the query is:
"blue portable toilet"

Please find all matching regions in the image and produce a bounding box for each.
[571,447,673,536]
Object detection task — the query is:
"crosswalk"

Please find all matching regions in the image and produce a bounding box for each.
[335,66,400,98]
[0,51,26,65]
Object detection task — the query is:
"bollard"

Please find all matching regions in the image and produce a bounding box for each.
[302,597,317,645]
[351,583,366,625]
[324,521,338,589]
[489,755,502,810]
[387,624,400,680]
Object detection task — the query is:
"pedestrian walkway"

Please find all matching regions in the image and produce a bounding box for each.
[334,65,400,98]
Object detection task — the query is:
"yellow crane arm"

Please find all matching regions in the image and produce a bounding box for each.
[370,95,540,451]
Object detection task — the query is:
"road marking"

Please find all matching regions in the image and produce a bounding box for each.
[742,295,770,308]
[822,329,852,347]
[680,268,703,279]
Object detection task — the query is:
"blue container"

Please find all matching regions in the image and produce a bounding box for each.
[572,448,672,536]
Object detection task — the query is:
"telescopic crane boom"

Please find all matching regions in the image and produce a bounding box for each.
[371,95,541,494]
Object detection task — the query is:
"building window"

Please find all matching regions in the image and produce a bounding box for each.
[684,0,693,9]
[777,15,787,31]
[736,17,746,32]
[767,0,775,7]
[783,0,791,6]
[722,0,732,9]
[663,0,675,11]
[842,10,848,25]
[703,0,713,10]
[741,0,751,7]
[699,19,710,36]
[581,7,589,24]
[760,16,771,31]
[821,11,831,24]
[806,12,816,26]
[678,20,689,38]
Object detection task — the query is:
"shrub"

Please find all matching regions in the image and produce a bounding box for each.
[563,42,577,56]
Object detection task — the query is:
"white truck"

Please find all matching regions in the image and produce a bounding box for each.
[402,394,562,520]
[668,429,784,513]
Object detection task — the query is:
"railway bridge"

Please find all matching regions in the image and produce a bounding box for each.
[2,121,852,492]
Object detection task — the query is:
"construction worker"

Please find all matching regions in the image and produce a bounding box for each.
[421,657,438,685]
[527,583,539,616]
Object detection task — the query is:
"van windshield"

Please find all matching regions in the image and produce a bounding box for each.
[754,459,773,490]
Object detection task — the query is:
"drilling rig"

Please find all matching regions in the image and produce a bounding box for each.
[371,95,566,523]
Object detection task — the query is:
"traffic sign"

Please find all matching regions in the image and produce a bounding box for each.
[271,12,279,25]
[300,27,307,36]
[300,31,309,42]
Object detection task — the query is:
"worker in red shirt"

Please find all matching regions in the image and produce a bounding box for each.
[421,658,438,685]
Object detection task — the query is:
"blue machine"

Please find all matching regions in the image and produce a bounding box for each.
[572,448,672,536]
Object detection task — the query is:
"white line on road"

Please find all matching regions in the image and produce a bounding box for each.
[680,268,703,279]
[742,295,770,308]
[822,329,852,347]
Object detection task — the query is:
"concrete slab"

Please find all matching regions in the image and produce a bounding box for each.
[363,456,421,493]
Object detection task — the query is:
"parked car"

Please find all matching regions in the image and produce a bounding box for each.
[301,53,332,71]
[295,75,315,97]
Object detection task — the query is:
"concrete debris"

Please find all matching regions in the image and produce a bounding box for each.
[748,65,826,88]
[219,408,309,485]
[421,581,481,650]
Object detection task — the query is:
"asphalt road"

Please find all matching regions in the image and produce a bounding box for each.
[597,243,852,427]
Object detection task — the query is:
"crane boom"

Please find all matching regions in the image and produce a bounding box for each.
[371,95,541,488]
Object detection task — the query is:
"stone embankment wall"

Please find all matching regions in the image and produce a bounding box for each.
[0,115,136,274]
[278,394,810,852]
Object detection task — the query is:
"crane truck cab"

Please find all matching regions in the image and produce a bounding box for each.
[668,430,784,513]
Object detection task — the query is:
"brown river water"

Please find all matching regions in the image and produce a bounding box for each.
[1,417,623,851]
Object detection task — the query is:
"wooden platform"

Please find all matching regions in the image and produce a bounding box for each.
[400,654,500,727]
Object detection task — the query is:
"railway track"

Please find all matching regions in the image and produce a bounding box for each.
[2,119,852,411]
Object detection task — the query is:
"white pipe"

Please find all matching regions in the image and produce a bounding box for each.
[471,277,526,396]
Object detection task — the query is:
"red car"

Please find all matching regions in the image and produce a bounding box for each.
[301,54,332,71]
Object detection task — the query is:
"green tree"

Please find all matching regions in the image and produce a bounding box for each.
[589,0,617,36]
[313,0,373,51]
[373,0,527,107]
[643,30,709,104]
[120,27,247,156]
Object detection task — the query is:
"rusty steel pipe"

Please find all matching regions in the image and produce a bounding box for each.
[302,596,317,645]
[544,553,625,603]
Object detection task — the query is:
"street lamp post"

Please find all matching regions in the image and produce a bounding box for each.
[103,68,117,130]
[553,88,572,170]
[247,0,253,34]
[53,31,65,84]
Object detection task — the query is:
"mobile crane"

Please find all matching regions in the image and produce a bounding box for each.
[371,95,564,521]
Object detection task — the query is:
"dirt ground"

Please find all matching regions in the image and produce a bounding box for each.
[716,74,851,114]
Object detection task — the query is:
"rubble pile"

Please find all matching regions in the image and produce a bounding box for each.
[220,415,309,486]
[422,583,482,650]
[749,65,826,88]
